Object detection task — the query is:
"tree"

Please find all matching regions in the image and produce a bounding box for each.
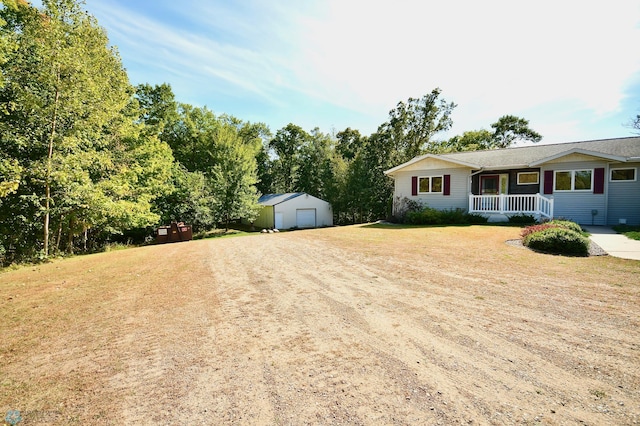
[155,165,216,232]
[0,0,172,260]
[437,129,494,153]
[269,124,309,193]
[490,115,542,148]
[135,83,179,137]
[443,116,542,153]
[382,88,457,164]
[209,124,261,229]
[296,128,334,199]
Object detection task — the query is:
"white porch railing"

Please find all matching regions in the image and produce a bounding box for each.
[468,193,554,219]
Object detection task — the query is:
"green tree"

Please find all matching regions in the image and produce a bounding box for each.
[437,129,494,152]
[490,115,542,148]
[296,128,334,199]
[0,0,171,259]
[154,165,216,231]
[135,82,179,137]
[269,123,309,193]
[443,115,542,153]
[381,88,457,164]
[210,125,261,229]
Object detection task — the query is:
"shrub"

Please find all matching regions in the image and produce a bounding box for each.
[466,213,489,224]
[393,196,423,224]
[406,206,443,225]
[523,227,589,256]
[521,223,559,238]
[547,219,583,234]
[508,214,537,224]
[405,207,488,225]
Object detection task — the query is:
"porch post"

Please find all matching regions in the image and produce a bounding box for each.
[499,194,505,214]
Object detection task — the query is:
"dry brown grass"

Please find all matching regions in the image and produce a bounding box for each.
[1,224,639,424]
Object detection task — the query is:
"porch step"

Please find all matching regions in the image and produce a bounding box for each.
[486,214,509,223]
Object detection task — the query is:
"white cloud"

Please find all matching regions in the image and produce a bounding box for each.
[293,0,640,132]
[78,0,640,139]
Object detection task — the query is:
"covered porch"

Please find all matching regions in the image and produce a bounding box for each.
[468,193,554,219]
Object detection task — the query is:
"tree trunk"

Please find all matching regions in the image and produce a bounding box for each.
[44,71,61,257]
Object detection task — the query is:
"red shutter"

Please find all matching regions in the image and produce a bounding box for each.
[411,176,418,196]
[443,174,451,196]
[543,170,554,194]
[594,167,605,194]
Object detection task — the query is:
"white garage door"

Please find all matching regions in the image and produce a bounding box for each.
[296,209,316,228]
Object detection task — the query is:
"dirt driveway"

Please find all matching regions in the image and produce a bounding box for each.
[1,225,639,425]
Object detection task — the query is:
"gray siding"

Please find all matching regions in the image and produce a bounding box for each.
[608,163,640,225]
[541,159,608,225]
[393,167,470,212]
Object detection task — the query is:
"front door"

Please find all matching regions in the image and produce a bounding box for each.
[480,175,499,195]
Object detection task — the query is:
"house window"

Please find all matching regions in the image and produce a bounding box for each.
[554,170,592,191]
[611,168,636,181]
[418,176,443,194]
[517,171,539,185]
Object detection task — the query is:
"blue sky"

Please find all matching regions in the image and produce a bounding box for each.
[58,1,640,143]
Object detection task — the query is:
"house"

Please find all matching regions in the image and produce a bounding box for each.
[384,137,640,225]
[251,193,333,230]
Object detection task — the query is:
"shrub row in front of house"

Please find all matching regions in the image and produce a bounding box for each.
[521,220,589,256]
[405,207,488,225]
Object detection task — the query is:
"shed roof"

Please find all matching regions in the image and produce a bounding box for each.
[258,193,305,206]
[385,137,640,175]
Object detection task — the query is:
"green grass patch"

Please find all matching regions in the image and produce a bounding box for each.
[612,224,640,241]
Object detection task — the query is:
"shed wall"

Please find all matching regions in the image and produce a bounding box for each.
[274,194,333,229]
[253,205,274,229]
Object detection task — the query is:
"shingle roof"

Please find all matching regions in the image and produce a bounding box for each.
[258,193,304,206]
[386,137,640,174]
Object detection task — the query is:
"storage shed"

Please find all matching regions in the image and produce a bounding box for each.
[252,193,333,230]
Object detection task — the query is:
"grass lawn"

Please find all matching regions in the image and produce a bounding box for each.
[613,224,640,240]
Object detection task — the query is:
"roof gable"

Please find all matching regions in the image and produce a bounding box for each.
[384,154,480,176]
[528,148,628,166]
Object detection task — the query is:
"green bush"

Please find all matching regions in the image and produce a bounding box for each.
[523,227,589,256]
[547,219,583,234]
[466,213,489,224]
[508,214,537,224]
[406,207,488,225]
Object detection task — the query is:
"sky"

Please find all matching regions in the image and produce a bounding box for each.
[46,0,640,144]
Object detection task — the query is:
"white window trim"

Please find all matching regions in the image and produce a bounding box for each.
[517,171,539,185]
[417,175,444,194]
[610,167,637,182]
[554,169,593,192]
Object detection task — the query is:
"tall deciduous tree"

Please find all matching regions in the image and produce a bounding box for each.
[269,123,308,193]
[0,0,171,259]
[210,124,261,229]
[442,115,542,153]
[381,88,457,164]
[490,115,542,148]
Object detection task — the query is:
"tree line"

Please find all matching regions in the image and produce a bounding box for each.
[0,0,542,264]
